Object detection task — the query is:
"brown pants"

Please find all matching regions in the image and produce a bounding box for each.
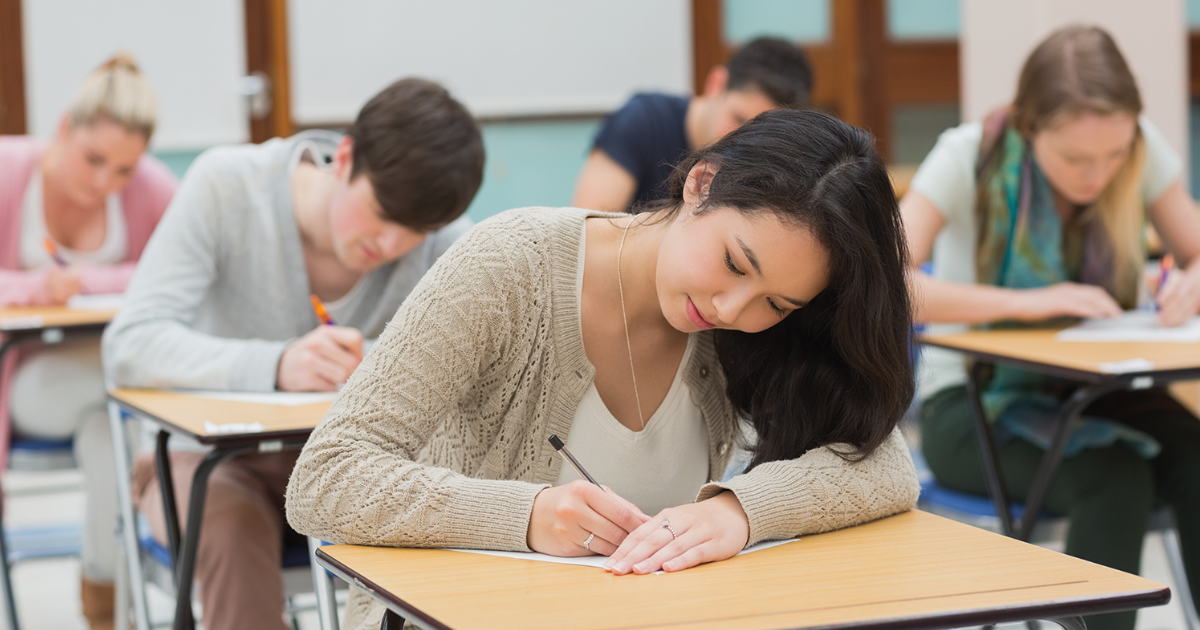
[132,450,300,630]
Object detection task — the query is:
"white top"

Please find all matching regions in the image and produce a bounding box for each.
[19,168,127,269]
[556,334,710,516]
[912,116,1183,396]
[289,140,368,322]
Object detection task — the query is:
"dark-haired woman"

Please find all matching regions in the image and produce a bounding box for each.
[286,109,920,630]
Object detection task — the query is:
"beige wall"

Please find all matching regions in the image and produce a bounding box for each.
[961,0,1188,183]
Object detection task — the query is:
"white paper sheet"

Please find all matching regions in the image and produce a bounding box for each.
[67,293,123,311]
[1097,358,1157,374]
[172,390,338,406]
[1056,311,1200,343]
[446,537,799,572]
[203,421,264,434]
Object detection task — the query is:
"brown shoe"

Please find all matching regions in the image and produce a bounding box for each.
[80,576,115,630]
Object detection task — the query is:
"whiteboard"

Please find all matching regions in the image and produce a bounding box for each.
[24,0,249,150]
[289,0,693,123]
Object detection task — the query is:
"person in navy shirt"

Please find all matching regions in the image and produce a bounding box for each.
[572,37,813,213]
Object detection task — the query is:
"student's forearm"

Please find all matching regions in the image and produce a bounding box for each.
[0,268,49,306]
[695,429,919,545]
[103,319,288,391]
[910,270,1022,324]
[78,262,138,295]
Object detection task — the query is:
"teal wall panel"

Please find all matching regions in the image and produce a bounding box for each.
[888,0,959,40]
[152,117,603,224]
[723,0,829,45]
[466,118,601,222]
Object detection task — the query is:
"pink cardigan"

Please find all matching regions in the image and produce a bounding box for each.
[0,135,176,468]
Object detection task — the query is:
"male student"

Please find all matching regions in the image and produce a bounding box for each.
[572,37,813,213]
[102,78,484,630]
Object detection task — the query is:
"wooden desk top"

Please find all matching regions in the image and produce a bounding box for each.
[922,328,1200,381]
[0,305,116,331]
[317,510,1168,630]
[108,389,329,445]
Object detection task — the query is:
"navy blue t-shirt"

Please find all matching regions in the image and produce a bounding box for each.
[592,93,690,211]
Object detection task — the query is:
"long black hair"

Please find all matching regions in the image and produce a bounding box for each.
[651,109,914,467]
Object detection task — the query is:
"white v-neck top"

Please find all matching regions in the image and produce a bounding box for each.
[19,167,126,268]
[556,334,709,515]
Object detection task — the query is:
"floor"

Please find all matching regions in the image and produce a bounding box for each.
[1,466,1192,630]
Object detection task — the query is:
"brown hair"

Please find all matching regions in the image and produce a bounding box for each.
[345,78,485,230]
[70,53,158,139]
[725,37,813,109]
[981,25,1144,305]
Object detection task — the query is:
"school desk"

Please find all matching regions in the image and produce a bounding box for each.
[315,509,1168,630]
[106,388,331,630]
[921,327,1200,541]
[0,305,116,630]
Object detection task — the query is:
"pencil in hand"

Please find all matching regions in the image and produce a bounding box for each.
[42,238,68,267]
[310,294,337,326]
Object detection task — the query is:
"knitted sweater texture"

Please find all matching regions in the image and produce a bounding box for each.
[285,207,919,629]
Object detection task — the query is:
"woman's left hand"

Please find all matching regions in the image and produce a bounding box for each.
[1157,263,1200,327]
[604,491,750,575]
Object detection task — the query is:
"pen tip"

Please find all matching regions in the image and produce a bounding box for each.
[547,434,564,450]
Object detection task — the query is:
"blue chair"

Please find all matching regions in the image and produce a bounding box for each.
[912,447,1199,630]
[108,402,344,630]
[134,519,320,629]
[1,436,83,630]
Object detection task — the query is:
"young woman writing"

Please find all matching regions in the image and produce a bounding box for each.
[0,54,175,629]
[903,26,1200,630]
[287,109,920,630]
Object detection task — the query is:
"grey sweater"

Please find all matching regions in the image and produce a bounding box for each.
[284,207,920,630]
[102,131,472,391]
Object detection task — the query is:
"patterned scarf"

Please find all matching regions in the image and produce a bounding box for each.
[974,115,1156,458]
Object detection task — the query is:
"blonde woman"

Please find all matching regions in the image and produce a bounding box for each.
[0,54,175,628]
[903,26,1200,630]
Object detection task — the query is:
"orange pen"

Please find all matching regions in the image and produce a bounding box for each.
[310,294,337,326]
[42,238,68,267]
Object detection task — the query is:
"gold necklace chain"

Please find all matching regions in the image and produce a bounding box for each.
[617,214,646,431]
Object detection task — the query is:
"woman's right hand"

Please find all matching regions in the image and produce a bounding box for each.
[43,266,84,304]
[528,481,650,557]
[1008,282,1123,321]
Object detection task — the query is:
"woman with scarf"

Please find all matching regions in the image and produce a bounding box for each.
[903,25,1200,630]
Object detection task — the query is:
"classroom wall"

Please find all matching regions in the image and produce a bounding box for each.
[288,0,691,123]
[24,0,249,150]
[99,0,1200,216]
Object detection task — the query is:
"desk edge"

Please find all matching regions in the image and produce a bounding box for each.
[316,548,450,630]
[313,546,1170,630]
[107,391,316,446]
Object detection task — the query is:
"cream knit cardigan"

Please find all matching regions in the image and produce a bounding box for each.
[285,207,920,629]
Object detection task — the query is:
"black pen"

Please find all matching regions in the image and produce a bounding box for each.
[548,434,604,490]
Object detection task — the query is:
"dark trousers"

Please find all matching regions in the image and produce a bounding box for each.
[921,386,1200,630]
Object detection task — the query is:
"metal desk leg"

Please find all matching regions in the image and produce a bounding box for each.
[0,479,18,630]
[309,536,340,630]
[0,334,26,630]
[155,431,182,569]
[1016,381,1124,541]
[966,362,1016,536]
[108,400,152,630]
[1044,615,1086,630]
[172,444,256,630]
[380,610,405,630]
